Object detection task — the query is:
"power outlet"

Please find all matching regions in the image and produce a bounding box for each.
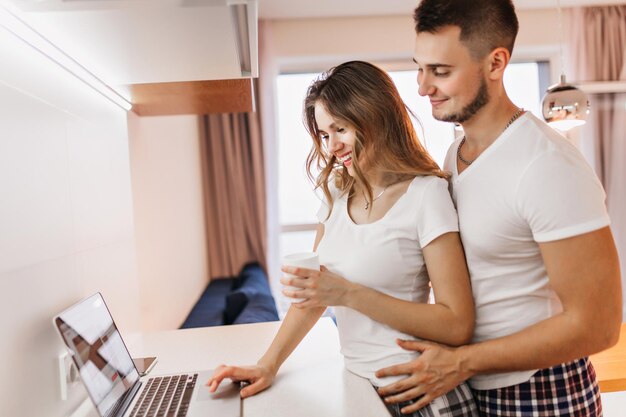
[58,351,80,400]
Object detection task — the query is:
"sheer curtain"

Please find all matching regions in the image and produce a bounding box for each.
[569,6,626,319]
[199,103,268,279]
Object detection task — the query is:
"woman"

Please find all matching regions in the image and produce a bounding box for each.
[208,61,478,417]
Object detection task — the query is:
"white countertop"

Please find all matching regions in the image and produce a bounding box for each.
[121,318,389,417]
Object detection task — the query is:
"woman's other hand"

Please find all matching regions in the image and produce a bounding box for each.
[280,265,355,308]
[206,363,276,398]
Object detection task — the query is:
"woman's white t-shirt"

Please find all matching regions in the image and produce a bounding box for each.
[316,175,459,386]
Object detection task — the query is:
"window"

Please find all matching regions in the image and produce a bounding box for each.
[274,62,545,313]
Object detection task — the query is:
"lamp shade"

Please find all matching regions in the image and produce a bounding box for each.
[542,75,589,131]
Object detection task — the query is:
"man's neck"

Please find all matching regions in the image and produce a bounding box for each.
[460,98,520,151]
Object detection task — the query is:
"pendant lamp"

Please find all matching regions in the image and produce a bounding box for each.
[541,0,589,131]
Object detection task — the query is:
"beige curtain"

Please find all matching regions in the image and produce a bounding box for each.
[199,106,267,279]
[569,6,626,319]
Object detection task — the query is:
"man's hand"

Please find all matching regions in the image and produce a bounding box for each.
[375,340,473,413]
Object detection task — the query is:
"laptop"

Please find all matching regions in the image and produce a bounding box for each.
[53,293,240,417]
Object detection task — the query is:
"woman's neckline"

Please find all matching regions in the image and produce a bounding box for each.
[345,176,418,226]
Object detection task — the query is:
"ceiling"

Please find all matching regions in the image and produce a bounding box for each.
[258,0,626,19]
[7,0,626,18]
[2,0,624,114]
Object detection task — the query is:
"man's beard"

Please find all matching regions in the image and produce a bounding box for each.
[435,77,489,124]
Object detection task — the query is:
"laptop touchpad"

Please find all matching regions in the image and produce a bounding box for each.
[196,382,240,402]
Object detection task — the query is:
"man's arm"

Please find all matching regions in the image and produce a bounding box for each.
[376,226,621,412]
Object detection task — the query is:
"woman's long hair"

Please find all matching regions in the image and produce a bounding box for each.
[303,61,447,217]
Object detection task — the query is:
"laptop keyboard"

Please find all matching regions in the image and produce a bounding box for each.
[129,374,198,417]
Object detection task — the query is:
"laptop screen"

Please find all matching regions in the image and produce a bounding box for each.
[54,293,139,417]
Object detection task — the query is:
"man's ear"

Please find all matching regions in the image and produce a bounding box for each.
[486,47,510,81]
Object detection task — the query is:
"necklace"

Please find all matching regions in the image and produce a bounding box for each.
[457,108,525,166]
[363,185,389,210]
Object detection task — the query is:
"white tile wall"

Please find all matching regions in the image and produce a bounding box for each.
[0,24,137,417]
[0,84,74,275]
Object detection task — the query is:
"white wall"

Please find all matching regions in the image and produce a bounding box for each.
[0,15,212,417]
[0,24,138,417]
[127,113,209,332]
[261,9,561,70]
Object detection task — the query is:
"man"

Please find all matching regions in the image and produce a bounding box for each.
[375,0,622,416]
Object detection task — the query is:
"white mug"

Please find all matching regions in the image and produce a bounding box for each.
[281,252,320,303]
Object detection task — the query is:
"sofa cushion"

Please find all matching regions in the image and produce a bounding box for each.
[225,263,279,325]
[180,278,234,328]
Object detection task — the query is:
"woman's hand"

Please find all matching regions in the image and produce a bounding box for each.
[280,265,355,308]
[206,363,276,398]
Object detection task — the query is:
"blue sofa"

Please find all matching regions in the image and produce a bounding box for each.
[180,263,279,329]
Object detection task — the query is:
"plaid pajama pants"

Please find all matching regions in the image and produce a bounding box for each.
[377,382,480,417]
[473,357,602,417]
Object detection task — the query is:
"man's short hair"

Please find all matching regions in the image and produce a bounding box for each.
[414,0,519,59]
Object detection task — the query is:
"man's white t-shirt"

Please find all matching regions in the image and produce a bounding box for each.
[443,112,610,390]
[316,176,459,386]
